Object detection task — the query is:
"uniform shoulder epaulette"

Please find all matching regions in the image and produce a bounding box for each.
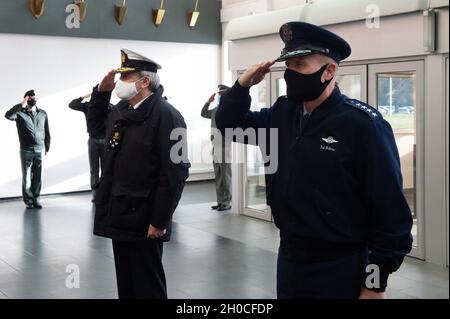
[344,98,381,120]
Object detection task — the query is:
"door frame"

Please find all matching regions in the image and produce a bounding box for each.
[336,65,368,103]
[368,60,425,259]
[445,56,449,267]
[236,70,273,221]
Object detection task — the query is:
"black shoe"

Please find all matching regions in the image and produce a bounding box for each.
[211,204,220,210]
[217,204,231,211]
[33,201,43,209]
[25,202,34,209]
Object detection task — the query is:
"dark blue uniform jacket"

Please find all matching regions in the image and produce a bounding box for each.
[216,81,413,290]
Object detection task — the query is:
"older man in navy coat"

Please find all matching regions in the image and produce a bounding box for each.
[88,49,190,299]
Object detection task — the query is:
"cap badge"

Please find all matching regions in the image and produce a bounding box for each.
[281,24,293,42]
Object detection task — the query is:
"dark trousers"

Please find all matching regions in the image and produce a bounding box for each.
[88,137,105,195]
[112,239,167,299]
[277,246,367,299]
[20,149,43,204]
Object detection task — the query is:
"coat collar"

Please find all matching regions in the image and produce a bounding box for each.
[113,85,164,125]
[23,106,40,114]
[307,86,343,124]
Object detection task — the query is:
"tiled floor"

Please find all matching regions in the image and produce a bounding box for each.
[0,181,448,299]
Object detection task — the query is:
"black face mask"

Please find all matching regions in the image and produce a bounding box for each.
[284,64,332,102]
[27,99,36,107]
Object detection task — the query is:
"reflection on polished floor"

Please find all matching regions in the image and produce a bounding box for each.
[0,181,448,299]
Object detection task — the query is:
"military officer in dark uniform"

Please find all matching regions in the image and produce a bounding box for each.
[216,22,413,299]
[88,49,190,299]
[201,84,232,211]
[5,90,51,209]
[69,93,114,202]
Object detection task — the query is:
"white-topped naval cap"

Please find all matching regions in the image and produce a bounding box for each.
[115,48,162,73]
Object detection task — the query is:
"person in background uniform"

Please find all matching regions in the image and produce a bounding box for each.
[69,93,113,202]
[201,84,232,211]
[216,22,413,299]
[4,90,51,209]
[88,49,190,299]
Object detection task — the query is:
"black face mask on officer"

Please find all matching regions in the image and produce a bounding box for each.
[284,64,332,102]
[27,99,36,107]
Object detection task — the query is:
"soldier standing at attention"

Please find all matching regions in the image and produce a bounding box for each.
[201,84,232,211]
[216,22,413,299]
[5,90,50,209]
[88,49,190,299]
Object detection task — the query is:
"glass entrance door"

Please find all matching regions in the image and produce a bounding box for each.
[270,70,287,100]
[336,65,367,102]
[243,76,272,221]
[369,61,425,259]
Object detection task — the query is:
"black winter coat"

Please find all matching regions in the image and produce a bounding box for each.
[87,85,190,242]
[216,82,413,291]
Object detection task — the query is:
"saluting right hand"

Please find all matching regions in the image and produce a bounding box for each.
[21,96,29,107]
[98,70,117,92]
[82,92,92,100]
[238,60,275,87]
[207,93,216,104]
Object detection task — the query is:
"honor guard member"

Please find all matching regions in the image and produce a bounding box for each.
[216,22,413,299]
[88,49,190,299]
[69,93,114,202]
[5,90,51,209]
[201,84,232,211]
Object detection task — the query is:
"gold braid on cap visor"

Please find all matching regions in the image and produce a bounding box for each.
[115,67,136,73]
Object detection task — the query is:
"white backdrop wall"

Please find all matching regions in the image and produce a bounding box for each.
[0,33,220,198]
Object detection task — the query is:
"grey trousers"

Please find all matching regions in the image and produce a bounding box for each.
[213,160,232,206]
[88,137,105,194]
[20,149,43,204]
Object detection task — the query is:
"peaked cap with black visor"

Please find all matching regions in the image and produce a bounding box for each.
[275,22,352,64]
